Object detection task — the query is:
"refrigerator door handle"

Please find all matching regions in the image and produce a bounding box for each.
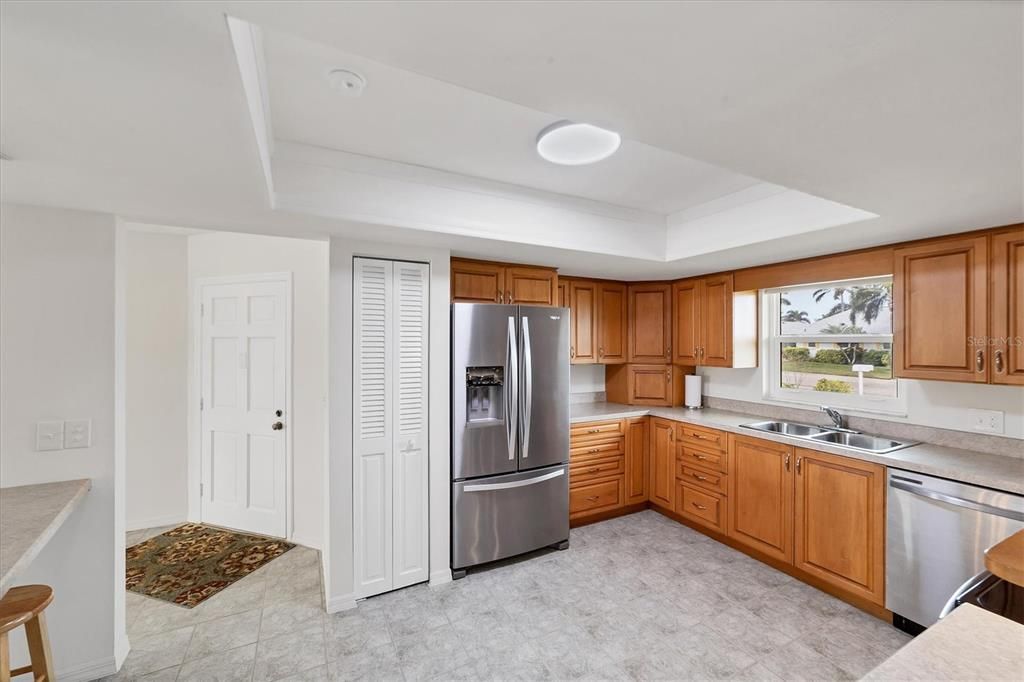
[463,467,563,492]
[505,316,518,461]
[520,316,532,459]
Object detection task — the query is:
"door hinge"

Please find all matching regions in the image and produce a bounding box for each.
[200,483,204,497]
[200,396,204,410]
[200,303,205,317]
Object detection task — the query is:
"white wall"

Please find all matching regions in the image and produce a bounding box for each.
[699,366,1024,440]
[570,364,606,395]
[327,237,451,611]
[188,231,328,548]
[0,204,124,680]
[125,230,189,529]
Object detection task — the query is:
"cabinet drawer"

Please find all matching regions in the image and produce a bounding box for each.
[677,464,728,496]
[678,445,728,473]
[676,482,726,532]
[677,423,727,452]
[570,438,624,460]
[570,455,625,484]
[570,477,623,516]
[571,420,624,442]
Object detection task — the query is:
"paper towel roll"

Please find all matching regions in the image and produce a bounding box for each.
[684,374,703,409]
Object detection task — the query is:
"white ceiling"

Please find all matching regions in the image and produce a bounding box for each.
[1,1,1021,280]
[264,29,763,216]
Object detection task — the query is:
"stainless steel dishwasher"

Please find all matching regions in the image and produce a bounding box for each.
[887,468,1024,631]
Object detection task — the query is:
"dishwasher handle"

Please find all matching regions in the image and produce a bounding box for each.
[890,478,1024,522]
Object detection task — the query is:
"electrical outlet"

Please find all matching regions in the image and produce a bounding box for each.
[36,421,64,451]
[64,419,92,448]
[968,408,1004,434]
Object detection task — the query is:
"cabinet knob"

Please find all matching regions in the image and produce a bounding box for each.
[976,349,985,372]
[507,290,513,304]
[785,453,791,471]
[995,349,1005,373]
[692,473,707,481]
[796,456,803,474]
[586,495,600,502]
[691,502,707,511]
[587,467,600,474]
[570,347,576,358]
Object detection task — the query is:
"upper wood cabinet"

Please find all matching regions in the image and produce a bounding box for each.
[606,364,683,407]
[628,283,672,363]
[990,227,1024,385]
[507,266,558,306]
[569,280,598,364]
[894,236,989,382]
[597,282,628,364]
[450,258,557,305]
[649,418,675,509]
[451,259,505,303]
[672,275,756,368]
[728,435,794,563]
[624,417,650,505]
[794,448,885,606]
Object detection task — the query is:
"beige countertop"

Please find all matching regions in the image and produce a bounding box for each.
[862,604,1024,680]
[0,479,91,595]
[571,402,1024,494]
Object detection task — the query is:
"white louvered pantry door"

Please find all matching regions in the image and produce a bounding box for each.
[353,258,429,598]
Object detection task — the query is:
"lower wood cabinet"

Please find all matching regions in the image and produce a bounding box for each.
[728,435,794,563]
[569,416,888,609]
[624,417,649,504]
[649,417,675,509]
[794,448,886,605]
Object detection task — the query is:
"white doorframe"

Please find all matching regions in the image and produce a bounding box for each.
[189,271,294,539]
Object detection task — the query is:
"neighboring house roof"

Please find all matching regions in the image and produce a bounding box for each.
[782,302,892,335]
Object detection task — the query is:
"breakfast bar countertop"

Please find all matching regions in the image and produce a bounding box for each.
[0,478,91,595]
[571,402,1024,494]
[861,604,1024,680]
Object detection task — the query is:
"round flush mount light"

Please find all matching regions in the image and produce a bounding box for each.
[536,120,621,165]
[327,68,366,97]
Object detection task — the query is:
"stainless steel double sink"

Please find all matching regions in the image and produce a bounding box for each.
[741,420,915,454]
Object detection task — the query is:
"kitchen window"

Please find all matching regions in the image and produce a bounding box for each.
[764,276,905,414]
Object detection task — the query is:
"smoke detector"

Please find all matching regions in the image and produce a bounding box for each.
[327,69,366,97]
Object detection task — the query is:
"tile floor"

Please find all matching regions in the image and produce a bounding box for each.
[109,511,911,681]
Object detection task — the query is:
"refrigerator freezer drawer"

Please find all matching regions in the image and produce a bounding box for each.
[452,464,569,570]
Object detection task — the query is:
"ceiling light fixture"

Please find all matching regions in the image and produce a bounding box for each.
[536,121,621,165]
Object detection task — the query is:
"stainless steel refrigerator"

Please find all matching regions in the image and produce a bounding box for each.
[451,302,570,576]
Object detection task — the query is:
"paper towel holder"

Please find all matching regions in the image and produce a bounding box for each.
[684,374,704,410]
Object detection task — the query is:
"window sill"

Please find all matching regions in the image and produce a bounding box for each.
[762,391,909,419]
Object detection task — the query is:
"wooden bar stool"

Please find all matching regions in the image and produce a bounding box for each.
[0,586,54,682]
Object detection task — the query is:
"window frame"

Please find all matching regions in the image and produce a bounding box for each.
[762,276,907,415]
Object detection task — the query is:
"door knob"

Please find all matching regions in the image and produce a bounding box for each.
[272,422,284,430]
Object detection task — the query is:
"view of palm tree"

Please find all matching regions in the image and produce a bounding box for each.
[811,283,891,326]
[782,310,811,323]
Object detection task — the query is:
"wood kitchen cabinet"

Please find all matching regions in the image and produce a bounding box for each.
[450,258,557,305]
[893,236,989,382]
[794,448,886,606]
[649,418,675,509]
[624,417,649,504]
[597,282,628,363]
[628,283,672,363]
[672,275,756,368]
[558,281,569,308]
[728,435,794,563]
[990,227,1024,385]
[605,364,684,406]
[568,280,598,364]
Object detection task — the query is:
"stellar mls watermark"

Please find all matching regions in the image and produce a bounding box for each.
[968,336,1023,347]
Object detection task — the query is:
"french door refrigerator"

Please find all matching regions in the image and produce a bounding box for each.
[451,302,570,576]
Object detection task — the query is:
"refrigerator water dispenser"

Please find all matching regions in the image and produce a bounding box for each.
[465,366,504,424]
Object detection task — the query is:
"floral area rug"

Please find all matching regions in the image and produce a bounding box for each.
[126,523,294,608]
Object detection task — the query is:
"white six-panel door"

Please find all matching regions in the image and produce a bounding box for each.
[354,258,429,598]
[200,278,289,538]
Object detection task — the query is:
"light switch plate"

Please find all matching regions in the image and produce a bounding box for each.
[64,419,92,449]
[36,421,64,451]
[968,408,1004,434]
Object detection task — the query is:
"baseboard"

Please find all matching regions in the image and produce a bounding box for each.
[57,654,119,682]
[126,513,187,532]
[326,592,357,613]
[429,568,452,586]
[288,533,322,550]
[569,502,647,528]
[114,632,131,668]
